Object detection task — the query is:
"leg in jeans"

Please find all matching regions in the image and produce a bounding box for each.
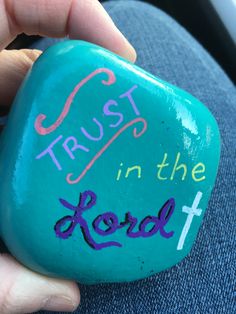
[7,1,236,313]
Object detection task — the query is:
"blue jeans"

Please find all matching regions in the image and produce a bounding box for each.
[2,1,236,313]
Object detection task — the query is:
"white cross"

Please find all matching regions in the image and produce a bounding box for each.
[177,191,203,251]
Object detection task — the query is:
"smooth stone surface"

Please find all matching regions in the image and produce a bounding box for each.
[0,40,220,284]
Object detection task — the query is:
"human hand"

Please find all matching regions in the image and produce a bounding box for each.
[0,1,136,313]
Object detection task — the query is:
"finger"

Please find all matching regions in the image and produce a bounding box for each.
[0,0,136,62]
[0,49,42,108]
[0,253,80,314]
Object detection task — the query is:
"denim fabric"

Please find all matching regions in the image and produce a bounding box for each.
[2,1,236,313]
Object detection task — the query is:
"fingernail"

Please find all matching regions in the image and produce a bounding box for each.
[120,34,137,63]
[123,40,137,63]
[114,27,136,63]
[42,295,77,312]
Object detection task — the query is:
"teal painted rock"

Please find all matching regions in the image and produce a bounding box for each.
[0,40,220,284]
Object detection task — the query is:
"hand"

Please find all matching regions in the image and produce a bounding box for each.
[0,1,136,313]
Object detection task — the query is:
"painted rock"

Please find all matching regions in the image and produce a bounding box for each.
[0,40,220,284]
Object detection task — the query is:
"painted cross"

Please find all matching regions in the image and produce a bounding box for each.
[177,191,203,250]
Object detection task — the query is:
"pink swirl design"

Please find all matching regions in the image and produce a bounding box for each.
[66,117,147,184]
[35,68,116,135]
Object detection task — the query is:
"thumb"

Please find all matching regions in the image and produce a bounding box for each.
[0,253,80,314]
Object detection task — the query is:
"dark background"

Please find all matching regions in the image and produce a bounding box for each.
[7,0,236,83]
